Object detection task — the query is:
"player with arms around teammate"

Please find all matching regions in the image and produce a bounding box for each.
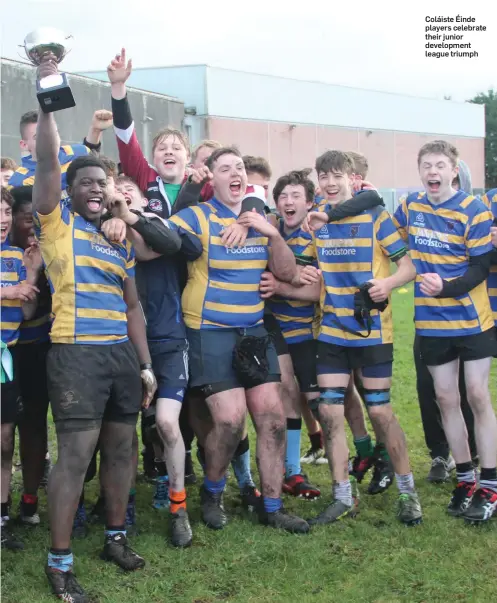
[32,56,157,603]
[260,169,323,499]
[302,151,422,526]
[394,141,497,523]
[169,147,309,534]
[105,175,202,547]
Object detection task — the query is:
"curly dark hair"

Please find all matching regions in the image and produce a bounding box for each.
[273,168,315,204]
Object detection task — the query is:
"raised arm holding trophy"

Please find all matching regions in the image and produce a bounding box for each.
[22,27,75,113]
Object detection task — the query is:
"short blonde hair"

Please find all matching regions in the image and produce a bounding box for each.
[192,139,222,162]
[346,151,368,179]
[152,127,190,154]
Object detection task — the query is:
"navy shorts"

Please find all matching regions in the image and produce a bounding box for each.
[47,340,142,433]
[186,325,281,395]
[148,339,189,403]
[316,341,393,377]
[288,339,319,393]
[17,341,50,423]
[263,312,289,357]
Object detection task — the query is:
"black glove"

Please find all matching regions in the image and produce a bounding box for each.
[353,282,388,330]
[232,335,270,389]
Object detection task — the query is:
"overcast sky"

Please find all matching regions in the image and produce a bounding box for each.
[1,0,495,102]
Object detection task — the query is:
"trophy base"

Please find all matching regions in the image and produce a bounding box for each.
[36,72,75,113]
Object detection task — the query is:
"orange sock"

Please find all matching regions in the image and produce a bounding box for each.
[169,489,187,514]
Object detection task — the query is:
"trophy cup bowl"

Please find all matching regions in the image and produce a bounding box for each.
[22,28,76,113]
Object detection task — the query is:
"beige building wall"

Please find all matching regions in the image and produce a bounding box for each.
[207,117,485,198]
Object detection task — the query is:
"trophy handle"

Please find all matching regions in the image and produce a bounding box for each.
[64,36,73,58]
[17,46,29,62]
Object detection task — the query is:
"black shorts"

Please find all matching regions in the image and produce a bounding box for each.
[17,341,50,423]
[187,325,280,395]
[288,340,319,393]
[316,341,393,376]
[1,380,19,425]
[418,328,497,367]
[148,339,189,402]
[263,312,288,357]
[47,340,142,433]
[1,346,19,425]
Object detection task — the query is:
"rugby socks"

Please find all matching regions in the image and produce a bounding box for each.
[170,489,187,514]
[231,436,255,489]
[353,434,375,459]
[21,493,38,517]
[309,430,324,450]
[285,418,302,478]
[333,480,353,507]
[395,472,415,494]
[456,461,476,484]
[105,525,126,538]
[263,496,283,514]
[48,549,73,573]
[375,442,391,463]
[479,467,497,493]
[204,476,226,495]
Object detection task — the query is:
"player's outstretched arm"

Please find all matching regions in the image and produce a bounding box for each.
[33,56,62,216]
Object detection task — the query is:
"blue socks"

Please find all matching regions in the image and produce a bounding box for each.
[204,476,227,495]
[285,418,302,478]
[105,524,126,539]
[48,550,73,573]
[105,529,126,538]
[231,436,255,489]
[263,497,282,514]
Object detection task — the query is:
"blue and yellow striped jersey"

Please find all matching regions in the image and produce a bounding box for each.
[480,188,497,326]
[268,221,317,344]
[34,203,135,345]
[393,190,494,337]
[312,206,407,347]
[169,198,269,330]
[1,241,26,347]
[8,145,90,199]
[18,273,52,345]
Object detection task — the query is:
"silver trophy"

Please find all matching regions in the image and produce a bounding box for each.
[22,28,75,113]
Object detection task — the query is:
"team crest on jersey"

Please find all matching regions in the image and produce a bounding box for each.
[350,225,359,237]
[413,212,425,227]
[319,225,329,238]
[1,259,14,272]
[446,221,455,231]
[148,199,163,213]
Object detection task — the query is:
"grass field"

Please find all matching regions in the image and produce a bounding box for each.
[2,284,497,603]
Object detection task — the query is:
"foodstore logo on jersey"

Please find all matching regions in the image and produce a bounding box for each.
[226,245,265,254]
